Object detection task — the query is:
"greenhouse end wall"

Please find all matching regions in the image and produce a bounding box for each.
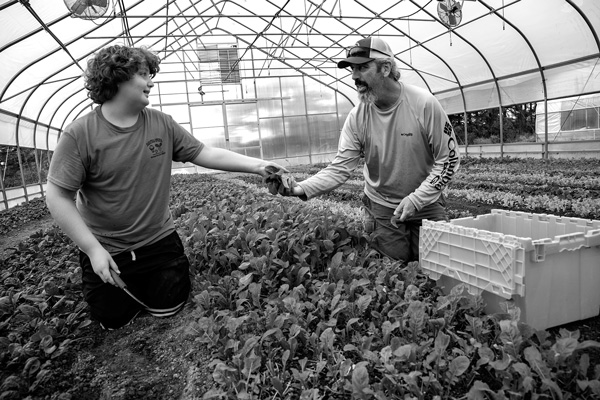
[536,94,600,142]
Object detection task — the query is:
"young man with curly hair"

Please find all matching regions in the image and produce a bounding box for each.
[46,45,287,330]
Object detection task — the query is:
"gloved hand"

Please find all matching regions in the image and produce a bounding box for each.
[264,165,298,196]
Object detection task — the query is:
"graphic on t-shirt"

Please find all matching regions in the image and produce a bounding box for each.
[146,138,165,158]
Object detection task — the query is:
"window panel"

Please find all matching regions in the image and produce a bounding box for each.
[228,124,259,149]
[586,108,599,129]
[160,105,189,124]
[571,109,586,130]
[305,78,336,114]
[193,126,226,148]
[226,103,257,126]
[256,78,282,118]
[281,77,306,116]
[191,105,223,128]
[308,113,339,154]
[284,116,310,157]
[260,117,286,159]
[560,111,572,131]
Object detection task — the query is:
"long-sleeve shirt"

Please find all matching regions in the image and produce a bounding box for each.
[297,82,460,213]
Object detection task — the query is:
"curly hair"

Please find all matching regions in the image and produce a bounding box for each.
[84,45,161,104]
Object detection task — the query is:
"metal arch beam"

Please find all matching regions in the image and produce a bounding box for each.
[30,76,81,188]
[409,0,500,102]
[264,0,361,90]
[54,2,202,130]
[353,0,460,96]
[159,0,214,73]
[566,0,600,52]
[212,0,360,88]
[167,0,212,59]
[156,4,204,79]
[551,0,600,158]
[8,0,167,138]
[80,13,431,20]
[291,0,467,147]
[209,27,355,106]
[2,76,80,104]
[0,11,70,53]
[37,77,79,148]
[55,0,254,127]
[477,0,547,158]
[348,0,468,114]
[403,1,535,156]
[471,0,600,157]
[1,14,103,102]
[0,0,19,12]
[50,0,358,151]
[2,0,434,125]
[187,0,358,97]
[14,0,442,133]
[9,0,595,151]
[54,1,275,129]
[301,0,415,90]
[223,0,293,82]
[19,1,83,71]
[155,17,357,106]
[60,99,92,135]
[9,1,83,203]
[395,1,521,94]
[1,0,148,103]
[408,0,512,157]
[0,12,73,101]
[266,0,408,95]
[14,76,86,203]
[132,0,359,106]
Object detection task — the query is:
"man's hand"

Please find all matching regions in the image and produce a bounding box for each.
[391,197,416,227]
[88,247,121,286]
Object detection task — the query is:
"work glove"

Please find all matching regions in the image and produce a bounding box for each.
[264,165,297,196]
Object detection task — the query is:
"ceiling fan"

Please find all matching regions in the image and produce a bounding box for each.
[437,0,463,28]
[63,0,110,20]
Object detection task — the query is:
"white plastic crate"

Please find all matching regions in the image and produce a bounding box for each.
[419,209,600,330]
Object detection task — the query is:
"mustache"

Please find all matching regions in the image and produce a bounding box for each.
[354,79,367,87]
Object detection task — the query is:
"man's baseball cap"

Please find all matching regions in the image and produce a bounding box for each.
[337,37,394,69]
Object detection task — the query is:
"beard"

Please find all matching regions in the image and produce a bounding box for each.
[358,87,378,104]
[355,79,378,104]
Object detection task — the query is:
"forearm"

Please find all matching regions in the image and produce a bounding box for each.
[192,146,264,175]
[409,145,460,211]
[297,153,359,199]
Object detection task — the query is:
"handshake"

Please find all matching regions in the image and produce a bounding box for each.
[264,165,300,197]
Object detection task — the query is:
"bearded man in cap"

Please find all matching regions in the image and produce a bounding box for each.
[284,37,460,262]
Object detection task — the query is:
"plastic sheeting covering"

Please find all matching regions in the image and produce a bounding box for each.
[0,0,599,150]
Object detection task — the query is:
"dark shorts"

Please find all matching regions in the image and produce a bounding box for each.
[80,231,191,329]
[362,195,448,262]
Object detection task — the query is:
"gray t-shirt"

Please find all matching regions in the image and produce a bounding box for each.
[48,106,204,254]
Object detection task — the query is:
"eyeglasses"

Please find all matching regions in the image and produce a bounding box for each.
[346,46,392,59]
